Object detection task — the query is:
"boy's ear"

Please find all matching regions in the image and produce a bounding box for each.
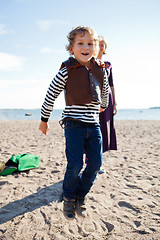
[69,47,73,54]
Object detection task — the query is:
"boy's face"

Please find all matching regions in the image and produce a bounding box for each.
[70,31,94,67]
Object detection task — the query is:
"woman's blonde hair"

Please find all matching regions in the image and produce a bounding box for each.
[98,35,107,54]
[66,26,98,55]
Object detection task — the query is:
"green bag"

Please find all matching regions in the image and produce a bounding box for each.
[0,153,39,176]
[0,166,17,176]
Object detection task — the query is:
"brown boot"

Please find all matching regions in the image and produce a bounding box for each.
[63,197,76,220]
[76,197,86,217]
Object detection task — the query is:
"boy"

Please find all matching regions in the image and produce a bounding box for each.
[39,26,109,220]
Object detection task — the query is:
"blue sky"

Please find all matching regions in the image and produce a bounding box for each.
[0,0,160,109]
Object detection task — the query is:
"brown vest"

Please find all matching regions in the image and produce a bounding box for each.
[60,57,105,106]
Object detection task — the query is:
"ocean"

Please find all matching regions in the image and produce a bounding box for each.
[0,108,160,120]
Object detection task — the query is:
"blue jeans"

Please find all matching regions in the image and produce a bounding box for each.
[63,120,103,199]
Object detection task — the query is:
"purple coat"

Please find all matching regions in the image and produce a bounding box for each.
[99,61,117,152]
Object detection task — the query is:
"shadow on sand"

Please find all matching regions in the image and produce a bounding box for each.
[0,180,63,224]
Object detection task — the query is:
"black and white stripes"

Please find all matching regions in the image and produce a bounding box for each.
[41,66,109,123]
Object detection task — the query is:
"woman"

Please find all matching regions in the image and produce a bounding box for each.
[97,36,117,154]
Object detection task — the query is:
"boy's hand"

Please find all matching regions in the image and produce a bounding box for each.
[39,121,49,135]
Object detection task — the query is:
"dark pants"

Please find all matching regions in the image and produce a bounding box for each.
[63,120,103,199]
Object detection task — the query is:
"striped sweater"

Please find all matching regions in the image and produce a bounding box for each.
[41,66,109,124]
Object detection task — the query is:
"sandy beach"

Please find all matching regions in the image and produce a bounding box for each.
[0,120,160,240]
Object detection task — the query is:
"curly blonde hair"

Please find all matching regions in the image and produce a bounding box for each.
[66,26,98,55]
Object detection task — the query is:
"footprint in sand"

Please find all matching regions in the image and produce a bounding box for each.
[62,215,114,239]
[81,215,114,236]
[118,201,140,213]
[134,220,141,227]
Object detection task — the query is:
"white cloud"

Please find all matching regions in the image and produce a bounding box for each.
[40,47,65,54]
[0,77,52,109]
[0,24,8,35]
[0,52,25,71]
[36,19,69,31]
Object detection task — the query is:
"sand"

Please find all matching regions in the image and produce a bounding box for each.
[0,120,160,240]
